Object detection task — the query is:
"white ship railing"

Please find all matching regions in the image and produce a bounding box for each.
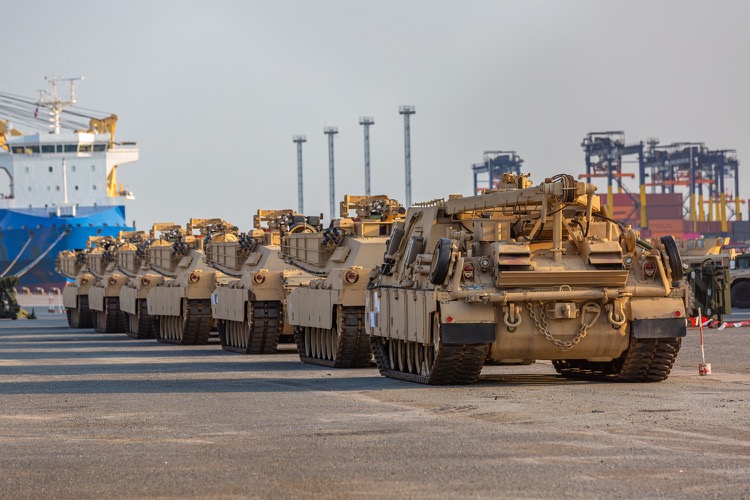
[0,195,131,210]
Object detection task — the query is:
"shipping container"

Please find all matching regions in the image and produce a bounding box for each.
[648,218,684,236]
[646,193,683,207]
[612,206,638,218]
[695,221,722,235]
[646,205,684,219]
[598,193,637,207]
[683,221,698,234]
[651,230,684,239]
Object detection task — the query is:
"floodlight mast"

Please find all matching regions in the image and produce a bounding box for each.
[399,106,415,207]
[359,116,374,196]
[293,135,307,213]
[324,126,339,220]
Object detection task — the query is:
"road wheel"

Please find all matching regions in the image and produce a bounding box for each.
[428,238,452,285]
[732,281,750,309]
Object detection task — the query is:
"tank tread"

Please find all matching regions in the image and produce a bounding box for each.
[370,335,489,385]
[219,301,282,354]
[184,298,212,344]
[94,297,127,333]
[293,306,371,368]
[155,299,212,345]
[552,336,682,382]
[126,299,154,339]
[67,295,93,329]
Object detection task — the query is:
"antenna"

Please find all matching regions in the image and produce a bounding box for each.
[324,126,339,220]
[399,105,415,207]
[359,117,374,196]
[36,74,84,134]
[293,135,307,213]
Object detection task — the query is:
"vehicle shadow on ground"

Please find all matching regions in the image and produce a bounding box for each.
[478,373,596,386]
[0,373,402,394]
[0,371,599,394]
[0,324,82,333]
[0,355,337,375]
[0,345,299,359]
[0,332,171,342]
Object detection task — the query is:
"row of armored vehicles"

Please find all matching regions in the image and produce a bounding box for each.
[56,174,690,385]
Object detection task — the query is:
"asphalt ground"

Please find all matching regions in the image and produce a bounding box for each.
[1,309,749,499]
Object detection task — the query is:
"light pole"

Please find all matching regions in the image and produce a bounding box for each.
[399,105,415,207]
[292,135,307,214]
[359,116,374,196]
[324,126,339,219]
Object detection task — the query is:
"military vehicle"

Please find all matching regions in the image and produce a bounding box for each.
[731,252,750,308]
[205,210,320,354]
[0,276,21,319]
[57,242,96,328]
[283,195,406,368]
[87,235,129,333]
[679,237,732,320]
[366,173,688,385]
[117,229,165,338]
[146,219,235,345]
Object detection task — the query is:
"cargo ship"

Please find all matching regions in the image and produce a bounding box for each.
[0,76,138,291]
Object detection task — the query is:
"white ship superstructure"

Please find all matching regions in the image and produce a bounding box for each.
[0,75,138,211]
[0,131,138,210]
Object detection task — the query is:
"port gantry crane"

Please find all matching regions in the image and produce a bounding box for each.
[471,150,524,194]
[580,131,742,235]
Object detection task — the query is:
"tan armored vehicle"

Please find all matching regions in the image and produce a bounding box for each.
[205,210,320,353]
[731,252,750,308]
[57,242,96,328]
[117,229,166,338]
[86,235,130,333]
[679,237,732,319]
[366,173,688,385]
[146,219,235,344]
[283,195,406,368]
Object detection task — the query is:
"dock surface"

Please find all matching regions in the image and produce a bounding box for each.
[1,310,749,498]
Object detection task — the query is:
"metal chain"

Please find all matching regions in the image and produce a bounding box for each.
[526,301,600,351]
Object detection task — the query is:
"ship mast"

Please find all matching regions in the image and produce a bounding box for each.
[36,74,83,134]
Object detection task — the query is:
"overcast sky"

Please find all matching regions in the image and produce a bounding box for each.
[3,0,749,229]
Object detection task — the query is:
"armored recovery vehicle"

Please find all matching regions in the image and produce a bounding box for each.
[284,195,406,368]
[366,173,688,385]
[146,219,235,345]
[57,242,96,328]
[87,235,129,333]
[205,210,320,354]
[117,229,166,338]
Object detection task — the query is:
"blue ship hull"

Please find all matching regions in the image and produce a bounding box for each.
[0,205,133,291]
